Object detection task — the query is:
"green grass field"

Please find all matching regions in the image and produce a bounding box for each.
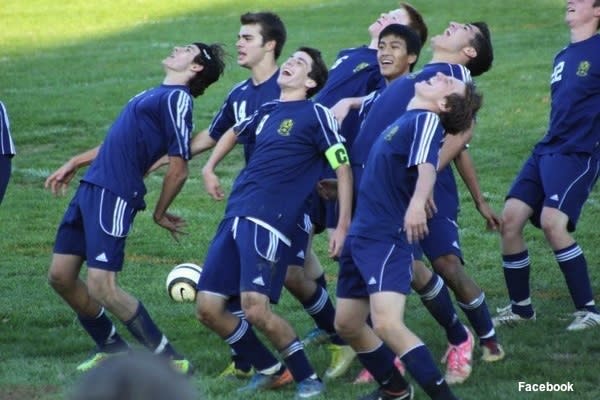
[1,0,600,399]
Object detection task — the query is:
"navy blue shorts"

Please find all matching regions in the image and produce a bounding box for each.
[0,155,12,205]
[336,235,413,299]
[198,217,289,304]
[420,214,464,264]
[53,182,137,271]
[508,153,600,231]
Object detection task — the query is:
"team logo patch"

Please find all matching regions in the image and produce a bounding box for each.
[576,61,590,77]
[278,119,294,136]
[353,62,369,73]
[384,125,399,141]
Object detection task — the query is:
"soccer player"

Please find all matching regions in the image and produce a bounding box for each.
[302,1,428,353]
[197,47,352,399]
[493,0,600,331]
[0,100,16,206]
[336,72,482,400]
[44,42,226,374]
[322,23,423,384]
[336,20,503,385]
[149,12,352,380]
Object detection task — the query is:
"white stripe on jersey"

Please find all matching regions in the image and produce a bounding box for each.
[0,102,15,155]
[313,103,342,147]
[168,90,191,158]
[443,63,472,83]
[413,112,439,164]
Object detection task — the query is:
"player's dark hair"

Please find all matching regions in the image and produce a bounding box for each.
[401,2,428,45]
[297,46,328,98]
[189,43,226,97]
[595,0,600,30]
[465,22,493,77]
[241,12,287,59]
[379,24,422,72]
[439,81,482,134]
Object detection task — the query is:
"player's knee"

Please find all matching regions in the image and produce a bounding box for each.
[334,314,359,339]
[371,317,397,341]
[47,267,71,292]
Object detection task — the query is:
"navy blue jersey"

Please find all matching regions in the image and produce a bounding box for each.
[209,71,280,163]
[0,101,15,157]
[534,34,600,156]
[224,99,344,236]
[84,85,193,210]
[350,109,444,242]
[353,63,472,216]
[353,63,471,167]
[315,47,385,150]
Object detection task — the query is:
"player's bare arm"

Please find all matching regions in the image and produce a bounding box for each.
[153,155,188,241]
[45,145,100,196]
[405,163,436,243]
[330,96,365,124]
[453,148,501,231]
[201,127,237,200]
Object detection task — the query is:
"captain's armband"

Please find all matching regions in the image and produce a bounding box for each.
[325,143,349,170]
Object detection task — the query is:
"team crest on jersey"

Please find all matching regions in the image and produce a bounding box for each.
[353,62,369,73]
[384,125,399,141]
[278,119,294,136]
[576,61,590,77]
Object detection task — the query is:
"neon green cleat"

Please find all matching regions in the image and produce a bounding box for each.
[76,350,127,372]
[218,361,254,379]
[324,344,356,379]
[171,358,194,375]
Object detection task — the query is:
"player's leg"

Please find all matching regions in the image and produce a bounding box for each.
[236,218,324,398]
[48,185,129,371]
[494,156,540,326]
[196,218,290,388]
[334,236,411,399]
[0,154,12,205]
[284,220,355,379]
[538,153,600,331]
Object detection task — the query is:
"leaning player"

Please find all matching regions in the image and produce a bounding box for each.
[336,72,482,400]
[493,0,600,331]
[149,11,353,380]
[196,47,352,399]
[44,42,225,373]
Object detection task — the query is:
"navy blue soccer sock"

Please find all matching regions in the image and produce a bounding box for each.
[417,274,467,345]
[556,244,598,313]
[401,344,457,400]
[125,302,181,359]
[302,286,344,345]
[279,338,316,383]
[502,251,535,317]
[225,298,252,371]
[224,319,280,372]
[458,292,497,345]
[357,343,408,391]
[78,307,128,353]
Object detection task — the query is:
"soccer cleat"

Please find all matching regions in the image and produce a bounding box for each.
[237,368,293,393]
[324,344,356,379]
[566,310,600,331]
[171,358,194,375]
[441,327,474,384]
[301,327,331,347]
[353,357,405,384]
[76,349,128,372]
[357,384,414,400]
[218,361,254,379]
[480,341,505,362]
[492,304,536,327]
[295,377,325,399]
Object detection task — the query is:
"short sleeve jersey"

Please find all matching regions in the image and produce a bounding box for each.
[224,99,344,236]
[84,85,193,210]
[314,47,385,149]
[535,34,600,156]
[0,101,16,157]
[352,63,472,216]
[350,109,445,242]
[209,71,281,163]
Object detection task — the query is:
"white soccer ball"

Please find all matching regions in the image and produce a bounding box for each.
[165,263,203,303]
